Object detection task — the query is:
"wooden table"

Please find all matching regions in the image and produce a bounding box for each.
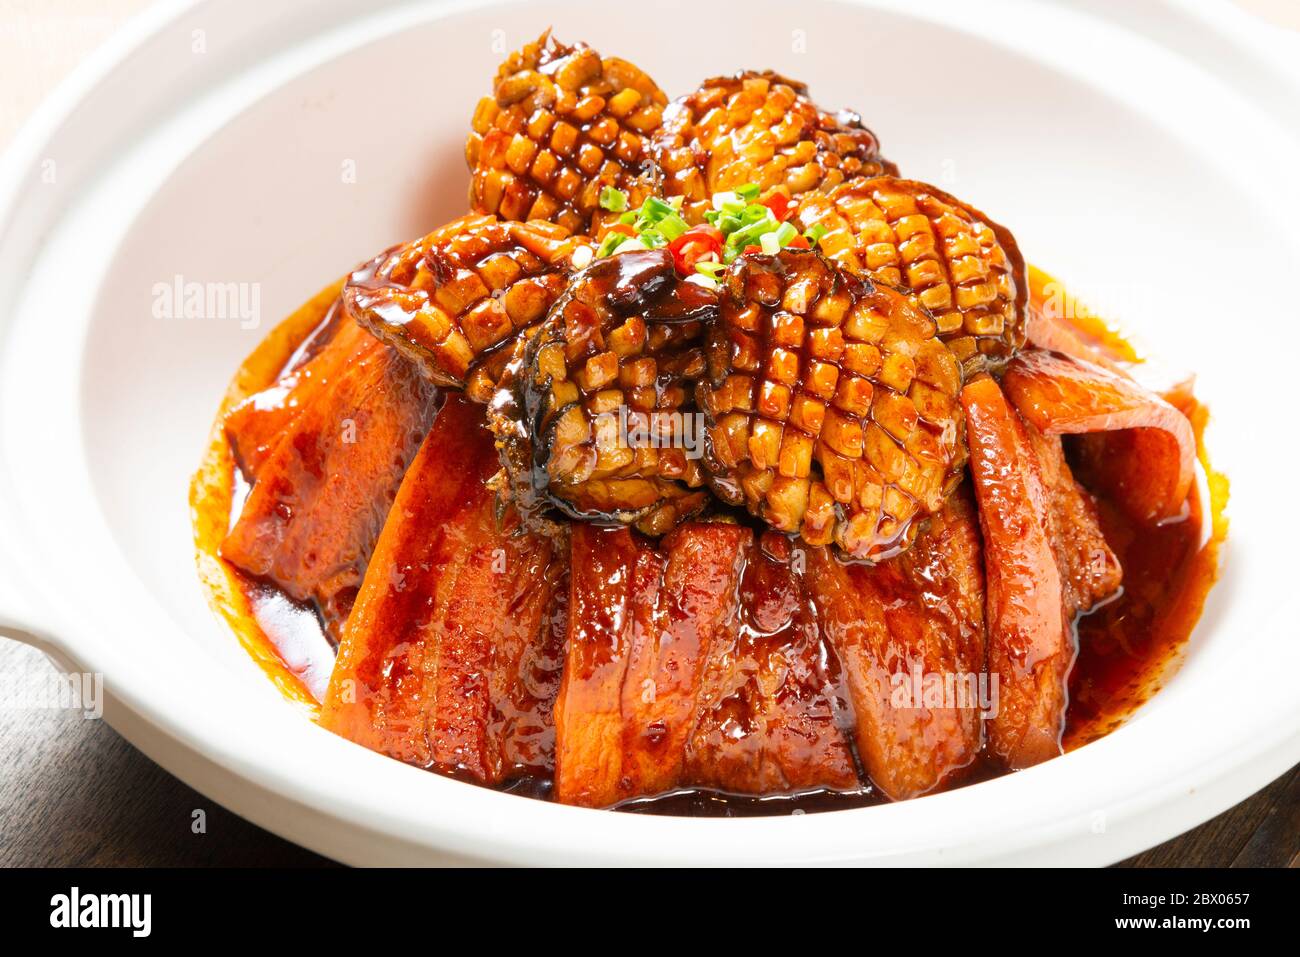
[2,0,1297,870]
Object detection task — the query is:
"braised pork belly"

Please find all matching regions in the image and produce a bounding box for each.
[220,337,438,630]
[320,396,564,782]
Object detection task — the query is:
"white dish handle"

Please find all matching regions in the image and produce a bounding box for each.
[0,564,77,673]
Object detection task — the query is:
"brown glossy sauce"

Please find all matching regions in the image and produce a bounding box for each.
[193,270,1227,816]
[1064,415,1224,749]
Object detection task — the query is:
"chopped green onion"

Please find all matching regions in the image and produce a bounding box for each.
[640,196,676,223]
[596,232,624,258]
[724,223,759,245]
[599,187,829,266]
[599,187,628,212]
[715,215,741,234]
[685,273,719,290]
[657,213,689,242]
[727,218,777,249]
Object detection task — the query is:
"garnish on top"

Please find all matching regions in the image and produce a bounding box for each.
[595,184,826,287]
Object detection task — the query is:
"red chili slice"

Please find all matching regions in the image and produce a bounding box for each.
[668,225,724,275]
[761,191,793,222]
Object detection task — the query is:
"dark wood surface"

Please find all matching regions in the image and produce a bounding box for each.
[1,640,1294,867]
[1119,763,1300,868]
[0,641,332,867]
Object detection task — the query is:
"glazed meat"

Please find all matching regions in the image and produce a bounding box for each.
[654,71,896,225]
[220,344,439,632]
[684,533,859,795]
[555,523,857,807]
[466,32,667,235]
[1027,422,1124,620]
[490,249,717,535]
[321,396,566,783]
[555,523,745,806]
[807,487,986,800]
[795,177,1027,375]
[343,214,586,402]
[698,248,966,559]
[1002,349,1195,522]
[961,376,1069,768]
[223,308,375,478]
[962,376,1120,768]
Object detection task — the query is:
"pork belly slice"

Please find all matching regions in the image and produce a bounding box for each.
[1002,349,1195,523]
[685,537,859,795]
[962,377,1121,769]
[220,345,439,632]
[962,378,1066,768]
[224,316,378,478]
[1025,420,1124,619]
[807,489,986,800]
[553,526,653,806]
[320,395,566,784]
[556,523,746,806]
[555,524,858,807]
[619,524,751,798]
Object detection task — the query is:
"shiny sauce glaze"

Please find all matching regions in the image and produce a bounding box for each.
[192,272,1227,815]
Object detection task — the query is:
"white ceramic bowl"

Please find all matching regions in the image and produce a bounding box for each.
[2,0,1299,866]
